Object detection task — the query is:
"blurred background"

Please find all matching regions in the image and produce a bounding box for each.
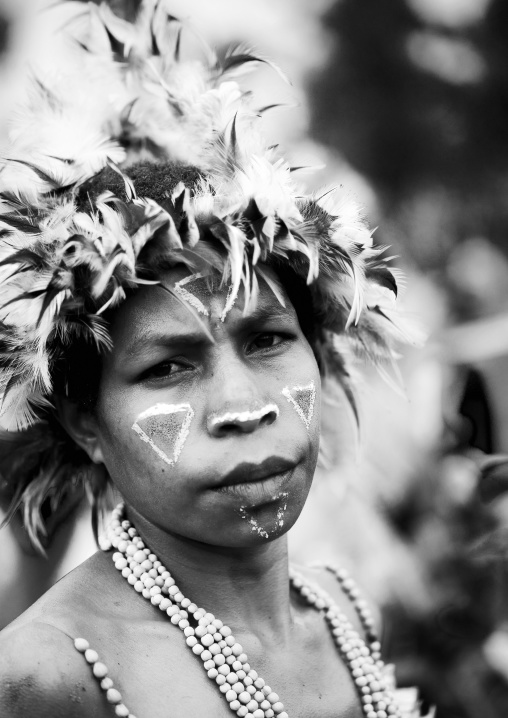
[2,1,508,716]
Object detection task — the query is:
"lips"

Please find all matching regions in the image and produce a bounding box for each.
[211,456,297,504]
[215,456,297,489]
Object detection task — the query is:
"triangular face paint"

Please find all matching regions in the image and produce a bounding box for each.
[174,273,211,316]
[132,403,194,466]
[281,380,316,430]
[275,491,288,530]
[174,273,238,322]
[239,507,269,539]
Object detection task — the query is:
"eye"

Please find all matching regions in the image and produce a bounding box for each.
[141,359,191,381]
[248,332,287,352]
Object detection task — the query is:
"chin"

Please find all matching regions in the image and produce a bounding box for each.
[233,497,302,544]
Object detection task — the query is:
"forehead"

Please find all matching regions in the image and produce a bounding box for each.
[108,265,297,348]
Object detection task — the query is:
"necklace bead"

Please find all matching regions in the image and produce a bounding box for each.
[100,504,404,718]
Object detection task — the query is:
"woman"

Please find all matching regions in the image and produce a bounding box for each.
[0,2,424,716]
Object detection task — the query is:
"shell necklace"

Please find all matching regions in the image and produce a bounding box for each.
[76,504,403,718]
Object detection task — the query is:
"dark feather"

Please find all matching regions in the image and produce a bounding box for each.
[71,36,91,54]
[48,155,74,165]
[258,103,292,114]
[313,336,360,427]
[0,191,34,211]
[171,186,186,216]
[57,313,113,352]
[227,113,239,176]
[365,265,398,297]
[0,287,47,312]
[0,248,47,270]
[207,217,231,250]
[0,215,40,234]
[4,158,64,189]
[102,20,126,60]
[174,25,182,61]
[36,286,67,329]
[221,45,291,85]
[107,160,137,201]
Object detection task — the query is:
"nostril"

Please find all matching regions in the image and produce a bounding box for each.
[216,422,247,437]
[217,418,261,435]
[262,409,277,426]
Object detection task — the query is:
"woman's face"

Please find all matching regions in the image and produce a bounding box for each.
[92,266,321,547]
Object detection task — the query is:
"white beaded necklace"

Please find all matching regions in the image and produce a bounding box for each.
[76,504,404,718]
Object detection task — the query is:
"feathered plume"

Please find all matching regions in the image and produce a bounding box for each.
[0,0,415,548]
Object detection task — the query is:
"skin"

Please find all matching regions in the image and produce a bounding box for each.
[0,267,373,718]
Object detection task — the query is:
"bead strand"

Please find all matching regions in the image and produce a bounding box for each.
[74,637,137,718]
[99,504,405,718]
[324,564,382,660]
[290,569,402,718]
[101,504,289,718]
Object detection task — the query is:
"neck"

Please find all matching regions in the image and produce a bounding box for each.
[125,504,293,643]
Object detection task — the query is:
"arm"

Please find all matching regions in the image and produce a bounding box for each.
[0,621,105,718]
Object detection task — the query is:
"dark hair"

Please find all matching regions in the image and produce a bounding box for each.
[76,160,204,211]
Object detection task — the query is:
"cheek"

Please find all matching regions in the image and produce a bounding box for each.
[132,403,194,466]
[95,392,197,499]
[278,341,321,441]
[280,379,317,432]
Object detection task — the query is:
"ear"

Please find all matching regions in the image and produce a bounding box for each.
[55,396,105,465]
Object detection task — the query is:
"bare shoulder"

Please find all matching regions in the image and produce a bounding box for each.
[0,620,103,718]
[0,552,133,718]
[6,550,138,635]
[296,563,382,639]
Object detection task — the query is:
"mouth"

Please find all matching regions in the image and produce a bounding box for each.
[211,457,296,504]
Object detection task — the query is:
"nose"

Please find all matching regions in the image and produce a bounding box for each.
[207,403,279,437]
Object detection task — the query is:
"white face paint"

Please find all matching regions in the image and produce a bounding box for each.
[132,403,194,466]
[173,273,210,316]
[275,491,289,529]
[239,485,289,539]
[281,380,316,431]
[239,507,269,539]
[238,491,289,538]
[219,284,237,323]
[208,403,279,431]
[173,272,237,323]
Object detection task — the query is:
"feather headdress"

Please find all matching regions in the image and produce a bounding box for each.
[0,0,415,549]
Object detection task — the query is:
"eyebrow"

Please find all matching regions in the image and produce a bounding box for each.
[236,288,294,320]
[239,303,292,323]
[123,297,295,360]
[124,329,207,359]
